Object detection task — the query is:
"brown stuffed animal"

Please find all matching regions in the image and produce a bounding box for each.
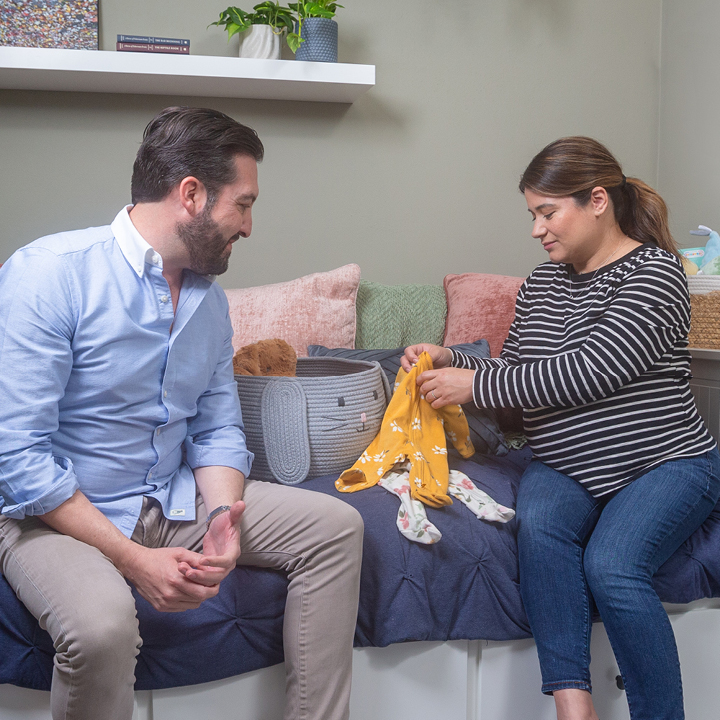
[232,338,297,377]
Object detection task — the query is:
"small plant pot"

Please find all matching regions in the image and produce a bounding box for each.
[295,17,338,63]
[239,24,282,59]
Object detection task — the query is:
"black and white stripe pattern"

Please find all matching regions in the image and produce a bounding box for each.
[452,244,716,497]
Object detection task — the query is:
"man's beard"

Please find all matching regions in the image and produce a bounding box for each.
[176,207,234,276]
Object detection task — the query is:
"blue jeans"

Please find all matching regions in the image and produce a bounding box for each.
[517,449,720,720]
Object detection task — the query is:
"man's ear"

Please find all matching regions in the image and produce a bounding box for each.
[177,176,209,217]
[590,186,610,217]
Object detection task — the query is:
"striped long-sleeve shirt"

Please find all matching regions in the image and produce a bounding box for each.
[452,243,716,497]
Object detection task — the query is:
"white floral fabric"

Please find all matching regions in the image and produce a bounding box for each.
[377,463,515,545]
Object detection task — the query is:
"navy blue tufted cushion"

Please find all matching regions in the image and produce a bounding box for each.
[4,447,720,692]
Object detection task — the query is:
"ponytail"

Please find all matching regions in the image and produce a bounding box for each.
[519,137,679,258]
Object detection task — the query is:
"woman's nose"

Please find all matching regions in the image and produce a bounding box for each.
[531,219,546,239]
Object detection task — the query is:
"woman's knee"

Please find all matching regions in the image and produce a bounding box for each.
[583,540,648,605]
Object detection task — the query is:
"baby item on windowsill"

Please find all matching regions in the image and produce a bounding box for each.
[336,352,515,544]
[685,227,720,349]
[682,225,720,275]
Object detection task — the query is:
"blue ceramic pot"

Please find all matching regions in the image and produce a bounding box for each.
[295,17,338,63]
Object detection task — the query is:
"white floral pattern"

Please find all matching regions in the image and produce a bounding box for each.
[447,471,515,523]
[375,468,513,545]
[378,470,442,544]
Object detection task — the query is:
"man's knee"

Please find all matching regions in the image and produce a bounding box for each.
[312,494,364,549]
[57,589,141,669]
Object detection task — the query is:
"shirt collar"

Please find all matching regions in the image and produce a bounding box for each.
[111,206,164,278]
[111,206,217,282]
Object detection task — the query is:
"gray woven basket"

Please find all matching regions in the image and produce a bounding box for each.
[236,357,391,485]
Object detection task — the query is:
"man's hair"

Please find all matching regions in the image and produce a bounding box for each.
[131,107,264,205]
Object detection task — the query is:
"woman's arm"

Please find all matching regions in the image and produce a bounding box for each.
[411,279,528,408]
[471,258,688,410]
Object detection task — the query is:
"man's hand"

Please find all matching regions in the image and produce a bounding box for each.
[178,500,245,587]
[119,544,225,612]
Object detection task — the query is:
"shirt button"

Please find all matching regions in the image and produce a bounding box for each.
[153,254,161,265]
[156,428,161,435]
[163,390,168,398]
[160,295,169,303]
[148,472,153,479]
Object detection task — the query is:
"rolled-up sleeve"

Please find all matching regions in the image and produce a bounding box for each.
[184,308,254,477]
[0,249,80,518]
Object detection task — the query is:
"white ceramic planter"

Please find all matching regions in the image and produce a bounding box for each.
[239,24,281,60]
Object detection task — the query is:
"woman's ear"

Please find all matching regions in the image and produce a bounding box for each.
[590,186,610,217]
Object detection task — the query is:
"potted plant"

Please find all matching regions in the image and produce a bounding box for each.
[287,0,344,62]
[210,2,294,59]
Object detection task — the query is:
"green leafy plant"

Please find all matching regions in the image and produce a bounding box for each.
[286,0,344,53]
[209,1,295,40]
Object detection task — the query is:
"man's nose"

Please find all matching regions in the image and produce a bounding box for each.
[240,211,253,238]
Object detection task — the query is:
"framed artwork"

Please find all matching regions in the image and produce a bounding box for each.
[0,0,99,50]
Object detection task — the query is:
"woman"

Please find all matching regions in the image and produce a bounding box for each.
[403,136,720,720]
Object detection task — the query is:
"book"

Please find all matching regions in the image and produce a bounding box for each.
[0,0,98,50]
[117,35,190,47]
[116,42,189,54]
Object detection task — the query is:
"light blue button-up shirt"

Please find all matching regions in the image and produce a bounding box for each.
[0,207,253,538]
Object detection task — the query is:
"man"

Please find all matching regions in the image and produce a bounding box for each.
[0,106,363,720]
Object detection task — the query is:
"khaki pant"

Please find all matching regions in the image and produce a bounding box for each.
[0,479,364,720]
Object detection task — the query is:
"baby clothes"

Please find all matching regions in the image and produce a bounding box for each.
[336,352,475,507]
[337,352,515,544]
[379,465,515,544]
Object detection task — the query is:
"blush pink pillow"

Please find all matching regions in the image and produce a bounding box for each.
[225,264,361,357]
[443,273,525,357]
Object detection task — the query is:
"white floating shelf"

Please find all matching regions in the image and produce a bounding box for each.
[0,46,375,103]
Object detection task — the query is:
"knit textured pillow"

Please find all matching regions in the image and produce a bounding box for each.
[225,264,360,357]
[355,280,447,349]
[307,341,508,457]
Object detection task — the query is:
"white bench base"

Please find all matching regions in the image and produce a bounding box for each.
[2,599,719,720]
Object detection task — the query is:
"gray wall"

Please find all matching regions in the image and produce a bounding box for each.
[1,0,662,288]
[659,0,720,250]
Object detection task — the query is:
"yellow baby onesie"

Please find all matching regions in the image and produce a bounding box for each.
[336,352,475,508]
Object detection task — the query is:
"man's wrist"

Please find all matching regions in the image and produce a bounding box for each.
[205,505,232,531]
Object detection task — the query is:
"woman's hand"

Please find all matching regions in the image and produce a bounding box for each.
[417,367,476,409]
[401,344,453,373]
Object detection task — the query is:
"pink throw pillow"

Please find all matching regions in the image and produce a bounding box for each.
[225,264,361,357]
[443,273,525,357]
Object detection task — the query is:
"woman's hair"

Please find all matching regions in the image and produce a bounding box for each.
[518,136,678,257]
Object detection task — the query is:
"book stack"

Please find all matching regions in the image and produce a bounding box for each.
[116,35,190,54]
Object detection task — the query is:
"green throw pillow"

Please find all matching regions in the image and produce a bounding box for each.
[355,280,447,349]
